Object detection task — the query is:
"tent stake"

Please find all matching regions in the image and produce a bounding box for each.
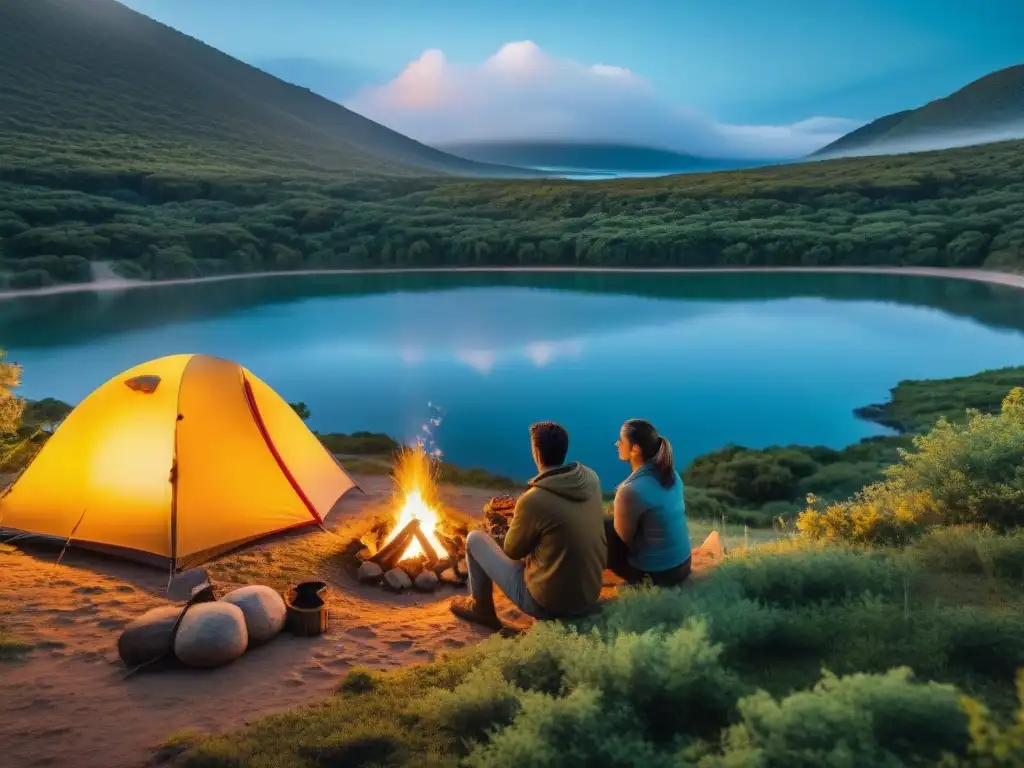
[54,508,87,571]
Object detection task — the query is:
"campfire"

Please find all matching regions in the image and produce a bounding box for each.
[382,444,448,561]
[342,445,472,592]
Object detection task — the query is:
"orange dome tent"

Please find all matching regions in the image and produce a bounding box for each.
[0,354,357,570]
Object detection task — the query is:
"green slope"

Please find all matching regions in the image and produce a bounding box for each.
[815,64,1024,157]
[0,0,529,178]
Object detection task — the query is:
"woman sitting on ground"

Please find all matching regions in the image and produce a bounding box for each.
[607,419,692,587]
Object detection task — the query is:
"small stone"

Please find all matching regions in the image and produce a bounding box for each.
[220,585,286,645]
[413,571,439,592]
[382,568,412,592]
[439,568,460,584]
[173,602,248,668]
[166,568,211,602]
[117,605,182,668]
[458,558,468,574]
[357,561,384,584]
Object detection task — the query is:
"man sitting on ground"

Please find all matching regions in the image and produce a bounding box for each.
[450,421,607,631]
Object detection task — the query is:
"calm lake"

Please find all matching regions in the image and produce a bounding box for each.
[3,270,1024,487]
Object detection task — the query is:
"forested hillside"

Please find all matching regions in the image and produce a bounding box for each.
[0,0,523,179]
[2,137,1024,288]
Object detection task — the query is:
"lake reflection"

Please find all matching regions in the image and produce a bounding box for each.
[3,271,1024,485]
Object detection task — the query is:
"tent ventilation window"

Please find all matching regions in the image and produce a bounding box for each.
[124,375,161,394]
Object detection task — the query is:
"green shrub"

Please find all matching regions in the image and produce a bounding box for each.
[113,259,147,279]
[800,388,1024,543]
[8,268,54,289]
[797,485,938,545]
[419,664,523,743]
[910,527,1024,583]
[338,667,376,694]
[886,388,1024,530]
[425,620,741,761]
[956,671,1024,766]
[466,687,678,768]
[317,430,400,455]
[708,668,969,766]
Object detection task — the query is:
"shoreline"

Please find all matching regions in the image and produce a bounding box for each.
[0,265,1023,301]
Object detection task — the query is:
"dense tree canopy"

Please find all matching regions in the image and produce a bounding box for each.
[2,138,1024,288]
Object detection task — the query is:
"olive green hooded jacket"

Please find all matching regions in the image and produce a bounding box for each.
[503,462,607,616]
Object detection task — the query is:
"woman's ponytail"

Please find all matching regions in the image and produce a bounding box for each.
[652,437,676,489]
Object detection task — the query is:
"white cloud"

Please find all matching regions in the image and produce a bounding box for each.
[346,41,863,159]
[524,339,583,368]
[455,348,496,375]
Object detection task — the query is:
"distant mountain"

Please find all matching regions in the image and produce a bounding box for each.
[435,141,771,175]
[814,64,1024,158]
[0,0,530,178]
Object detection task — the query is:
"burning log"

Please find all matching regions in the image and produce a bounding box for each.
[435,531,461,560]
[431,555,456,576]
[411,525,439,568]
[370,519,422,572]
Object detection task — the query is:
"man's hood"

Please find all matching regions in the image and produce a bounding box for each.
[529,462,601,502]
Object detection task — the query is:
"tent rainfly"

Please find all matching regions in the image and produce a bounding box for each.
[0,354,356,570]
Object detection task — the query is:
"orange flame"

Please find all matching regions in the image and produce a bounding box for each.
[385,444,446,560]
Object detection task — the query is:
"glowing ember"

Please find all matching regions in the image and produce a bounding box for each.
[384,445,446,560]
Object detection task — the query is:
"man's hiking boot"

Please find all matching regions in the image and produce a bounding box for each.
[450,596,503,632]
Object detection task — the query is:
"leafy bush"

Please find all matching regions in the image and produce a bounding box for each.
[421,621,742,763]
[956,671,1024,766]
[708,668,969,766]
[0,350,24,435]
[465,687,678,768]
[317,430,400,455]
[797,485,938,545]
[887,388,1024,530]
[799,388,1024,542]
[8,268,54,289]
[910,526,1024,583]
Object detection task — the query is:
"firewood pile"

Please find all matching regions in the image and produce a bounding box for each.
[340,495,519,594]
[482,494,516,545]
[340,516,469,593]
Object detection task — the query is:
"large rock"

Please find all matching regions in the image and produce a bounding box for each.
[382,567,412,592]
[173,602,248,668]
[357,561,384,584]
[220,585,286,645]
[117,605,183,668]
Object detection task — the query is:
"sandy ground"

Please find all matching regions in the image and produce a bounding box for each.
[0,264,1022,301]
[0,474,725,768]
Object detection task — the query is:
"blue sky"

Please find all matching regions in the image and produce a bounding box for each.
[117,0,1024,157]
